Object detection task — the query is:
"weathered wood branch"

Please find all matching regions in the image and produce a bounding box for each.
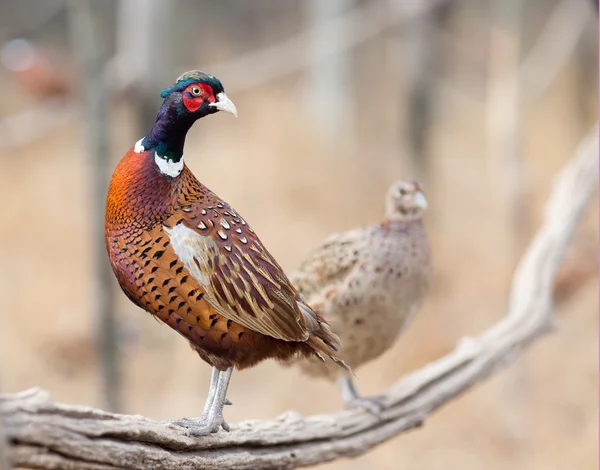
[2,127,598,469]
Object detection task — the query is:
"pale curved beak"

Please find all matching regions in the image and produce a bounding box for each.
[413,191,428,210]
[209,92,238,117]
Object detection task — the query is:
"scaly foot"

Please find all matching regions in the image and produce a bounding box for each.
[168,414,230,435]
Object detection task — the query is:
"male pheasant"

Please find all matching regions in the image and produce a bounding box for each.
[104,70,345,435]
[289,180,431,412]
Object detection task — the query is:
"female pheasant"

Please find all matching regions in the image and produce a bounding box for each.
[105,70,345,435]
[289,180,431,412]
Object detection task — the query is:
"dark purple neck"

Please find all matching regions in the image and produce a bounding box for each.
[142,102,195,162]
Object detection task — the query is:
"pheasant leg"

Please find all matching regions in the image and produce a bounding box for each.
[339,374,385,415]
[201,368,232,416]
[169,367,233,435]
[198,367,220,417]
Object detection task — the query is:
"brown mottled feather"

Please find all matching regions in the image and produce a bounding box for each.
[289,180,431,379]
[105,148,344,371]
[174,195,311,342]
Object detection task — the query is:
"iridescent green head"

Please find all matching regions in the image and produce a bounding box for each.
[159,70,237,118]
[141,70,237,160]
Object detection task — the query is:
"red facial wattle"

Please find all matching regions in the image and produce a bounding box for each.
[182,83,216,113]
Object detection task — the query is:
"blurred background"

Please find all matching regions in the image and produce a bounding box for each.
[0,0,597,469]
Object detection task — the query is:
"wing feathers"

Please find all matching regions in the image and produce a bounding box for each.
[291,228,369,299]
[166,220,309,342]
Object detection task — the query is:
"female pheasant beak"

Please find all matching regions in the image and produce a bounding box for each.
[413,191,428,210]
[210,92,238,117]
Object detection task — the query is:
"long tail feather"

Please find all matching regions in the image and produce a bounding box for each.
[297,300,351,373]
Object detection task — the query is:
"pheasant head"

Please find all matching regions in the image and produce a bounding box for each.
[140,70,237,173]
[159,70,237,119]
[384,180,428,220]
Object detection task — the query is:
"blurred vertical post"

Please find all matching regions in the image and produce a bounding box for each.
[486,0,528,255]
[574,3,598,132]
[485,0,529,447]
[117,0,176,137]
[0,386,8,470]
[402,7,436,182]
[305,0,354,150]
[68,0,121,412]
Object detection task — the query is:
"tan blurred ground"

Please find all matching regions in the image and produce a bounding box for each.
[0,49,597,470]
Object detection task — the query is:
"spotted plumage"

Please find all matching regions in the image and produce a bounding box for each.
[104,70,345,434]
[289,180,431,410]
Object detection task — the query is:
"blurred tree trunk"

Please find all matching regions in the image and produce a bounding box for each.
[117,0,177,136]
[392,2,455,184]
[68,0,121,412]
[401,8,435,182]
[0,383,8,470]
[486,0,529,255]
[305,0,354,150]
[485,0,531,452]
[574,24,598,132]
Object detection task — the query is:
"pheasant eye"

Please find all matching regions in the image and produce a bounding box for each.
[191,86,201,96]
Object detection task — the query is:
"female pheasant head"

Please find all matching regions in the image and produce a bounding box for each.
[138,70,237,176]
[385,180,428,220]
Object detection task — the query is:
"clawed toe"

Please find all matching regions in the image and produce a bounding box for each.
[167,417,196,427]
[167,416,228,435]
[168,367,233,436]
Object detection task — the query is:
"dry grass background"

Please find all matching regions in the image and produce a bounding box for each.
[0,20,598,470]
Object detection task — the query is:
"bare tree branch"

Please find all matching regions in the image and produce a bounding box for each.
[435,0,590,108]
[110,0,452,94]
[0,0,65,42]
[520,0,591,103]
[2,127,598,469]
[0,0,449,151]
[0,0,589,150]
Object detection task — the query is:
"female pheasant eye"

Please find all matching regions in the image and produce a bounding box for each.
[191,86,201,96]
